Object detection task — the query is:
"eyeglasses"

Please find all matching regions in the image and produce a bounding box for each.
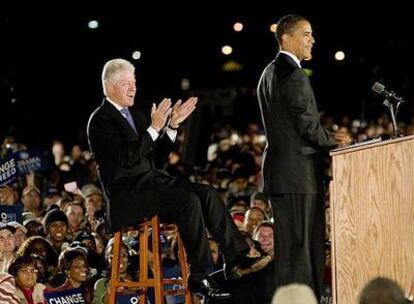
[18,268,39,275]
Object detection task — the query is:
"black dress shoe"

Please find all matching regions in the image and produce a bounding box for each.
[224,254,272,280]
[188,276,232,300]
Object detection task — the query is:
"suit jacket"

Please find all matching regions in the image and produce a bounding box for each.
[257,53,336,195]
[87,99,175,231]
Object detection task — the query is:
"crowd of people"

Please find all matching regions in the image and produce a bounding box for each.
[1,107,413,303]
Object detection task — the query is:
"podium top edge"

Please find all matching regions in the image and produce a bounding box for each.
[330,134,414,156]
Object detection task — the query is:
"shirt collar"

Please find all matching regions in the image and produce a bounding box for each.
[279,50,302,68]
[106,97,124,112]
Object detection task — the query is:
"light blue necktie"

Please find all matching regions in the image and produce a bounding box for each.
[120,108,137,133]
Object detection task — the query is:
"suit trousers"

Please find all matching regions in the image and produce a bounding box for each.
[156,178,249,278]
[269,193,326,299]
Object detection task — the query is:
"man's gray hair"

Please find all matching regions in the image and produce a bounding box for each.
[101,58,135,95]
[272,283,318,304]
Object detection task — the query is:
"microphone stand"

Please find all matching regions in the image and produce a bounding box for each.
[383,98,403,138]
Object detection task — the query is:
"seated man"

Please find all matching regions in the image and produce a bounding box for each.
[87,58,265,300]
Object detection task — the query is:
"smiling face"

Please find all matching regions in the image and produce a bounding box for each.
[106,70,136,108]
[281,20,315,61]
[68,256,88,285]
[49,221,67,243]
[256,226,274,256]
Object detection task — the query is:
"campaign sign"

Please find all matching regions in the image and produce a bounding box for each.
[0,149,50,185]
[0,204,23,224]
[0,154,18,186]
[16,149,49,176]
[117,293,141,304]
[44,288,85,304]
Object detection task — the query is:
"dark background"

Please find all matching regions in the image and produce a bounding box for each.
[2,5,414,150]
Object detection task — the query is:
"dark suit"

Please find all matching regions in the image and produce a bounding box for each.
[257,53,336,297]
[87,99,248,276]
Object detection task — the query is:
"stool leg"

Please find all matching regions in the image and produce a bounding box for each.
[176,229,192,304]
[108,231,122,304]
[151,215,164,304]
[139,219,149,303]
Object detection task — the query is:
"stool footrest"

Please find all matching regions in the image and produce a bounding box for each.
[111,280,155,288]
[162,278,186,285]
[163,290,187,296]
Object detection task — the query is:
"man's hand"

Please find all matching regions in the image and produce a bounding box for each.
[334,126,352,147]
[169,97,198,129]
[151,98,172,132]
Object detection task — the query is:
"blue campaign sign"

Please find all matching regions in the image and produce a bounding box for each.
[0,205,23,224]
[0,153,18,186]
[44,288,85,304]
[0,149,51,185]
[117,293,141,304]
[16,149,50,176]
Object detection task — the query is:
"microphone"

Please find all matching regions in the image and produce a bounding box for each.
[372,82,404,103]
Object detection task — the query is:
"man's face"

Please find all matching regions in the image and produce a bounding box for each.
[14,228,27,248]
[48,221,67,242]
[107,70,136,108]
[282,20,315,61]
[0,229,15,253]
[66,205,84,229]
[257,226,274,256]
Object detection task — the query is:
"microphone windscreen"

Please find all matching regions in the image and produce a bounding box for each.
[372,82,385,94]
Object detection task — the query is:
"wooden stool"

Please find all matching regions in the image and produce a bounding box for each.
[108,215,192,304]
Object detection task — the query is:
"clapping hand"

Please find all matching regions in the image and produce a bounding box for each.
[150,98,172,132]
[169,97,198,129]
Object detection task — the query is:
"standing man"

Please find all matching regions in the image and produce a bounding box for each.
[87,58,264,300]
[257,14,349,298]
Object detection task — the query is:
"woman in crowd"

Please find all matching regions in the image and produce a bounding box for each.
[49,247,93,303]
[8,254,47,304]
[16,236,58,286]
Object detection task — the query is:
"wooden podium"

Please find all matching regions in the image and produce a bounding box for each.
[330,135,414,304]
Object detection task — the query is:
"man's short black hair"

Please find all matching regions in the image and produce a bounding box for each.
[276,14,308,46]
